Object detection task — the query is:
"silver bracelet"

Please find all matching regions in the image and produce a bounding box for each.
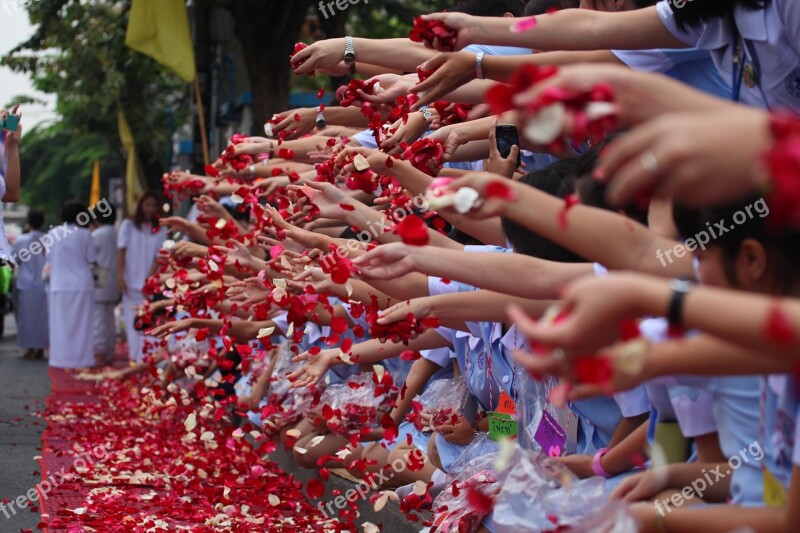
[475,52,485,80]
[249,164,256,179]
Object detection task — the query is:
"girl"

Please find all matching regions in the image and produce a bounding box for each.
[118,191,167,363]
[46,201,96,369]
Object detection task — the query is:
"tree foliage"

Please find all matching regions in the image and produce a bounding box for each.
[2,0,190,191]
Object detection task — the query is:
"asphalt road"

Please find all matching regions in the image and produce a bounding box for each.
[0,314,50,533]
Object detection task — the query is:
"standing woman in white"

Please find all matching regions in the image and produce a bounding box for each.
[13,210,49,359]
[46,201,96,369]
[117,191,166,363]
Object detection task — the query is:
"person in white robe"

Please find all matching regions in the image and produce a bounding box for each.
[46,201,96,369]
[91,203,118,365]
[11,210,48,359]
[117,191,166,363]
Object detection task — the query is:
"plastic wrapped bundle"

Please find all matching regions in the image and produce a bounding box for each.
[431,434,501,532]
[322,369,395,436]
[408,376,469,431]
[517,370,572,454]
[493,443,618,532]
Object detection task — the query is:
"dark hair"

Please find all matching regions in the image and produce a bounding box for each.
[133,191,161,229]
[97,204,117,226]
[27,210,45,230]
[673,197,800,294]
[502,159,587,262]
[633,0,658,6]
[453,0,528,17]
[671,0,769,31]
[573,138,650,226]
[61,201,88,226]
[524,0,578,16]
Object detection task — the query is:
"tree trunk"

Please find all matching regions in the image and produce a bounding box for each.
[228,0,314,127]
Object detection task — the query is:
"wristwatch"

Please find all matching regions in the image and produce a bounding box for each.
[315,106,327,130]
[344,36,356,74]
[591,447,612,478]
[668,279,693,327]
[420,108,433,126]
[475,52,486,80]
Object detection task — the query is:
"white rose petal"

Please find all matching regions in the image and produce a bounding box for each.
[184,412,198,432]
[308,435,325,448]
[363,522,380,533]
[231,194,245,205]
[200,431,215,442]
[264,123,274,137]
[294,447,308,455]
[215,218,227,230]
[162,239,176,250]
[286,429,302,438]
[269,494,281,506]
[273,278,287,289]
[585,101,617,121]
[524,102,566,145]
[453,187,481,214]
[412,480,428,496]
[257,327,275,339]
[353,154,371,172]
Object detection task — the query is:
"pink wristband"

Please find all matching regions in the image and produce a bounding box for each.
[591,447,612,478]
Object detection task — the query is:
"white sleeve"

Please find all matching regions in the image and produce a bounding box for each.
[117,219,131,249]
[779,0,800,53]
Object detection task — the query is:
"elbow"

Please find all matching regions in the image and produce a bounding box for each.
[3,190,20,203]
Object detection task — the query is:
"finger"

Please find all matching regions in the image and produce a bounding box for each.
[597,124,661,183]
[566,383,606,401]
[609,478,636,501]
[605,140,670,208]
[509,145,521,166]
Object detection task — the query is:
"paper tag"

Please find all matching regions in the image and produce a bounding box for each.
[488,412,517,441]
[534,411,566,455]
[497,390,516,416]
[763,467,788,507]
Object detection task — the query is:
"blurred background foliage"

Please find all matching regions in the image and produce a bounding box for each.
[2,0,453,218]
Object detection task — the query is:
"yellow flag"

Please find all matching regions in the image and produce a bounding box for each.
[89,159,101,206]
[125,0,196,83]
[118,111,141,214]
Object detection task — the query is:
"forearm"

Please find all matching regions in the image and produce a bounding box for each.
[353,38,438,72]
[643,335,793,379]
[502,184,693,277]
[3,147,20,202]
[483,50,621,82]
[339,329,451,366]
[409,246,592,299]
[664,462,732,503]
[391,357,441,424]
[601,421,648,475]
[361,272,431,301]
[658,506,786,533]
[428,290,554,325]
[468,8,685,51]
[443,79,497,105]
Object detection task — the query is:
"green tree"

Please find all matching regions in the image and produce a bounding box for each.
[2,0,190,192]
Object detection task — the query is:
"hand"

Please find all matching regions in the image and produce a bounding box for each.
[293,180,360,222]
[358,73,415,105]
[334,146,393,176]
[2,105,22,148]
[217,240,255,270]
[117,275,128,297]
[194,195,229,219]
[434,171,519,219]
[381,113,429,155]
[288,349,336,388]
[377,298,433,326]
[419,12,477,52]
[487,119,521,178]
[427,125,467,162]
[148,318,196,338]
[353,242,416,280]
[272,108,318,139]
[230,140,273,158]
[287,267,338,297]
[434,417,474,445]
[160,216,192,233]
[554,454,595,479]
[227,278,271,306]
[597,109,771,209]
[506,273,665,360]
[290,38,345,76]
[411,52,477,109]
[171,241,209,259]
[611,469,670,502]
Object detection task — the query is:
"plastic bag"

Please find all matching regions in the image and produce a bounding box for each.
[431,433,501,533]
[409,376,468,431]
[260,344,318,434]
[322,368,396,436]
[493,442,613,532]
[517,370,573,454]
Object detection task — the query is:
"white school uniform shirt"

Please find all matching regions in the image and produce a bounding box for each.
[12,230,47,291]
[656,0,800,111]
[45,224,95,292]
[92,224,119,302]
[117,219,167,291]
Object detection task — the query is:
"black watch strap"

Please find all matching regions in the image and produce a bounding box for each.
[668,279,693,326]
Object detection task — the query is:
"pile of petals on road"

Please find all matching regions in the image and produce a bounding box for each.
[38,373,349,532]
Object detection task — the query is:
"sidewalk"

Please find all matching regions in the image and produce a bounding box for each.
[0,314,50,532]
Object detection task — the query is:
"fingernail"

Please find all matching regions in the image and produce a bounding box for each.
[592,167,606,181]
